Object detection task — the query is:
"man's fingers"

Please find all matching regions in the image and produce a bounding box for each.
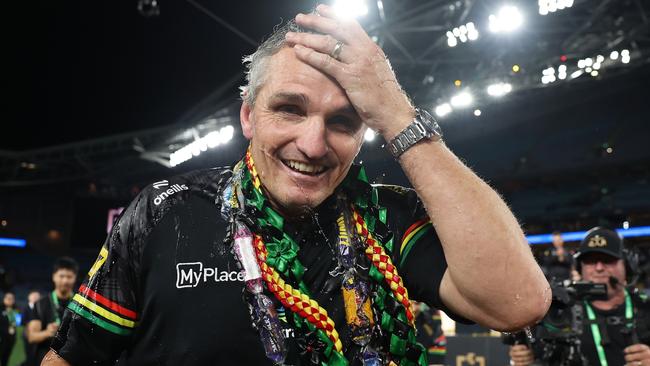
[286,32,350,63]
[295,13,359,46]
[293,44,345,79]
[626,344,650,354]
[624,352,642,362]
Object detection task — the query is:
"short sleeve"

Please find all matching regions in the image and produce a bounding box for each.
[51,190,151,365]
[376,185,472,323]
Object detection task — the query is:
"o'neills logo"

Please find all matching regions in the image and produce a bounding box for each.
[153,184,189,205]
[176,262,245,288]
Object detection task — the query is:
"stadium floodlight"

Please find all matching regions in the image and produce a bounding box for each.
[450,92,473,107]
[570,70,583,79]
[446,32,457,47]
[539,0,574,15]
[333,0,368,19]
[170,125,235,167]
[364,128,376,142]
[447,22,479,47]
[486,82,512,97]
[467,22,479,40]
[435,103,452,117]
[621,49,631,64]
[541,75,556,84]
[488,6,523,33]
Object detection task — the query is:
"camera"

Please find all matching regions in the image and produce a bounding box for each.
[540,280,607,339]
[502,280,607,366]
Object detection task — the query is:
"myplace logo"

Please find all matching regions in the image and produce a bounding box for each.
[176,262,245,288]
[152,180,189,205]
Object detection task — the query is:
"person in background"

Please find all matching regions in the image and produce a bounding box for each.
[21,290,41,366]
[28,258,78,365]
[510,227,650,366]
[1,292,19,366]
[412,301,446,365]
[539,231,574,283]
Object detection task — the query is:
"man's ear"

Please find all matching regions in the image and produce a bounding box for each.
[240,101,254,140]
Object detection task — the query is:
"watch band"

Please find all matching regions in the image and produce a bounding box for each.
[387,108,442,158]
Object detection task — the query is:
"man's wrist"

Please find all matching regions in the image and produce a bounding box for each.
[385,107,443,158]
[380,108,416,142]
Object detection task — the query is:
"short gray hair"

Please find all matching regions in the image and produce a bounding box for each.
[240,19,314,106]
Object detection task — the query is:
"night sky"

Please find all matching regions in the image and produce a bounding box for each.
[1,0,314,150]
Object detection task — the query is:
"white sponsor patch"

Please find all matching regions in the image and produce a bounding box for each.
[176,262,245,288]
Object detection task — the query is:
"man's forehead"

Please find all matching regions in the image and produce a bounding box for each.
[264,48,349,103]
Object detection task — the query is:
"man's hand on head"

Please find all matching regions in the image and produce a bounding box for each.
[625,343,650,366]
[289,4,414,141]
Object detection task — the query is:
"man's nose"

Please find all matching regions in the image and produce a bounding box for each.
[295,117,329,160]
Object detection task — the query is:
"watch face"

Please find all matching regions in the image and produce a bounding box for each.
[417,108,442,138]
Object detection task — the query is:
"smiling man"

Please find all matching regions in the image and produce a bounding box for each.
[45,5,549,366]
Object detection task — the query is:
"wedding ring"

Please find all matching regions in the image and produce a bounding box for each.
[330,40,343,61]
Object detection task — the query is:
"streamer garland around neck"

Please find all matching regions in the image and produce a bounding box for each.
[236,149,427,366]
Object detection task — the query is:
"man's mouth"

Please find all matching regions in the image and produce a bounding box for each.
[282,159,327,176]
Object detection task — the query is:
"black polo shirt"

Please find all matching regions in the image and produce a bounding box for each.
[52,166,458,365]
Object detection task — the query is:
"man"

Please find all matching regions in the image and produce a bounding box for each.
[510,227,650,366]
[539,231,574,282]
[22,290,41,366]
[45,5,549,365]
[28,258,77,364]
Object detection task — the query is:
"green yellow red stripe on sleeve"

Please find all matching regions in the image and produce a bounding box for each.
[67,284,137,335]
[399,219,433,266]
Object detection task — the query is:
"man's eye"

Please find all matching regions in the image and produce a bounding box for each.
[329,115,360,133]
[277,105,302,115]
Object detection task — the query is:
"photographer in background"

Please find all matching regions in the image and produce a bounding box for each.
[539,231,575,282]
[510,227,650,366]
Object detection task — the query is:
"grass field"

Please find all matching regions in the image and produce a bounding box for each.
[7,326,26,366]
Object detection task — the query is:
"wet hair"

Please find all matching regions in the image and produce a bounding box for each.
[240,18,317,106]
[53,256,79,275]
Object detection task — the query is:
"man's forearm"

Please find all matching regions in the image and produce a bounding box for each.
[398,139,550,330]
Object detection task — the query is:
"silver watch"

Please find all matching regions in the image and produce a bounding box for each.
[387,108,443,158]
